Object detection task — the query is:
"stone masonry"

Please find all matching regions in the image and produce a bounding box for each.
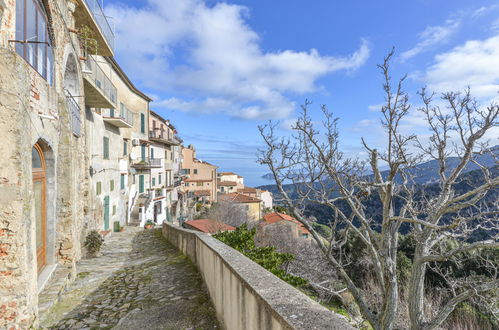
[39,227,219,329]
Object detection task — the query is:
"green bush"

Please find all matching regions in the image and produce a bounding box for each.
[84,230,103,257]
[214,224,307,287]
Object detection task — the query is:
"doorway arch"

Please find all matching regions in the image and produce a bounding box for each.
[32,143,47,274]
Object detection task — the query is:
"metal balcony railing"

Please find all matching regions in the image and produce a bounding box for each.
[101,106,134,126]
[83,0,115,50]
[149,130,181,145]
[131,157,162,168]
[84,55,117,104]
[66,92,81,137]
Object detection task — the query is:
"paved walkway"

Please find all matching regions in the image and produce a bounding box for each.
[40,227,219,329]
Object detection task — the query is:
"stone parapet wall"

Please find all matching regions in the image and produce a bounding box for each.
[162,222,354,330]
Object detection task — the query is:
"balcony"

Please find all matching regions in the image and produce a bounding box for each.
[131,158,162,169]
[66,92,81,137]
[101,107,133,128]
[74,0,114,56]
[82,55,117,108]
[149,130,181,146]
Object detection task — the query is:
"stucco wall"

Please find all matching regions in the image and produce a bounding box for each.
[162,223,354,330]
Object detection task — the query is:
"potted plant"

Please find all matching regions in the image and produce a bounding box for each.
[144,220,154,229]
[119,226,125,232]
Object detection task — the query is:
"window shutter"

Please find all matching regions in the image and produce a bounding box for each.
[103,137,109,159]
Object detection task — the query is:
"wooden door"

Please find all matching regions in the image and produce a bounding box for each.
[104,196,110,230]
[32,144,47,274]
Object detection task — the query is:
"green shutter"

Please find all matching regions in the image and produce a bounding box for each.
[110,180,114,191]
[141,144,146,161]
[96,182,101,195]
[103,196,110,230]
[139,175,144,193]
[159,174,162,185]
[110,108,115,117]
[140,113,145,133]
[120,174,125,189]
[152,177,156,186]
[103,137,109,159]
[123,140,127,156]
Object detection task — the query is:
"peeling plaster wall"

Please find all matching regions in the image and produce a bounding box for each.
[0,0,90,327]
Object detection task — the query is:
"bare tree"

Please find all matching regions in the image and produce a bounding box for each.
[207,200,250,227]
[258,51,499,330]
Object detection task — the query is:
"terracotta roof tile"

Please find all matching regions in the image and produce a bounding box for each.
[184,219,235,234]
[218,192,261,203]
[194,190,211,196]
[262,212,311,235]
[218,180,237,186]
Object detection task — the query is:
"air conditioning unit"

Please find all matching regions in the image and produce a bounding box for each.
[132,139,140,146]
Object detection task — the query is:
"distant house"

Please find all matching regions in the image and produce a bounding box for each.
[218,172,244,189]
[218,192,262,221]
[181,145,218,202]
[217,180,238,194]
[237,187,273,209]
[184,218,235,234]
[262,212,310,239]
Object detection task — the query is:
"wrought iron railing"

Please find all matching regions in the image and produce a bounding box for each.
[101,106,134,126]
[66,91,81,137]
[83,0,115,50]
[131,157,162,167]
[83,55,117,104]
[149,130,181,145]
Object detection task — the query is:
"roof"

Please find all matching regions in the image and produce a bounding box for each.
[107,57,152,102]
[237,187,257,193]
[237,175,244,178]
[218,172,237,176]
[262,212,311,235]
[218,193,261,203]
[194,190,211,196]
[218,181,237,186]
[194,159,218,168]
[185,179,213,183]
[184,219,235,234]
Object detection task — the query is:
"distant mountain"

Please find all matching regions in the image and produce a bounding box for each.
[258,147,498,195]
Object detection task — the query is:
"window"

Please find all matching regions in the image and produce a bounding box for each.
[159,174,162,185]
[123,140,127,156]
[103,137,109,159]
[152,177,156,186]
[182,169,190,175]
[96,182,102,195]
[140,113,145,133]
[151,147,154,159]
[194,169,198,174]
[15,0,54,83]
[120,102,125,117]
[120,174,125,190]
[110,180,114,191]
[112,205,116,215]
[197,182,203,187]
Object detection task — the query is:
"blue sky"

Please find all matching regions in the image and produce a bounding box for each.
[105,0,499,186]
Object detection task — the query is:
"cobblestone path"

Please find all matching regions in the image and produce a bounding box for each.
[40,227,219,329]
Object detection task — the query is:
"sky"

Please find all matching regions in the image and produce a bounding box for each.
[104,0,499,186]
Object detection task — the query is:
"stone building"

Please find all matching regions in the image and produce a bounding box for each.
[148,110,181,224]
[181,145,218,203]
[0,0,112,326]
[84,55,151,231]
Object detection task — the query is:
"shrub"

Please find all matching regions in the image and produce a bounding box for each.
[214,224,307,287]
[84,230,103,257]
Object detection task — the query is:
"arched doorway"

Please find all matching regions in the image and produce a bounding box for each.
[32,143,47,274]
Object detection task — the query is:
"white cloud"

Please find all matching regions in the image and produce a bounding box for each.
[424,35,499,99]
[367,103,384,112]
[400,19,460,61]
[107,0,370,120]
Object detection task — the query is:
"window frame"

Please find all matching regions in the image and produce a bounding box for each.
[15,0,54,83]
